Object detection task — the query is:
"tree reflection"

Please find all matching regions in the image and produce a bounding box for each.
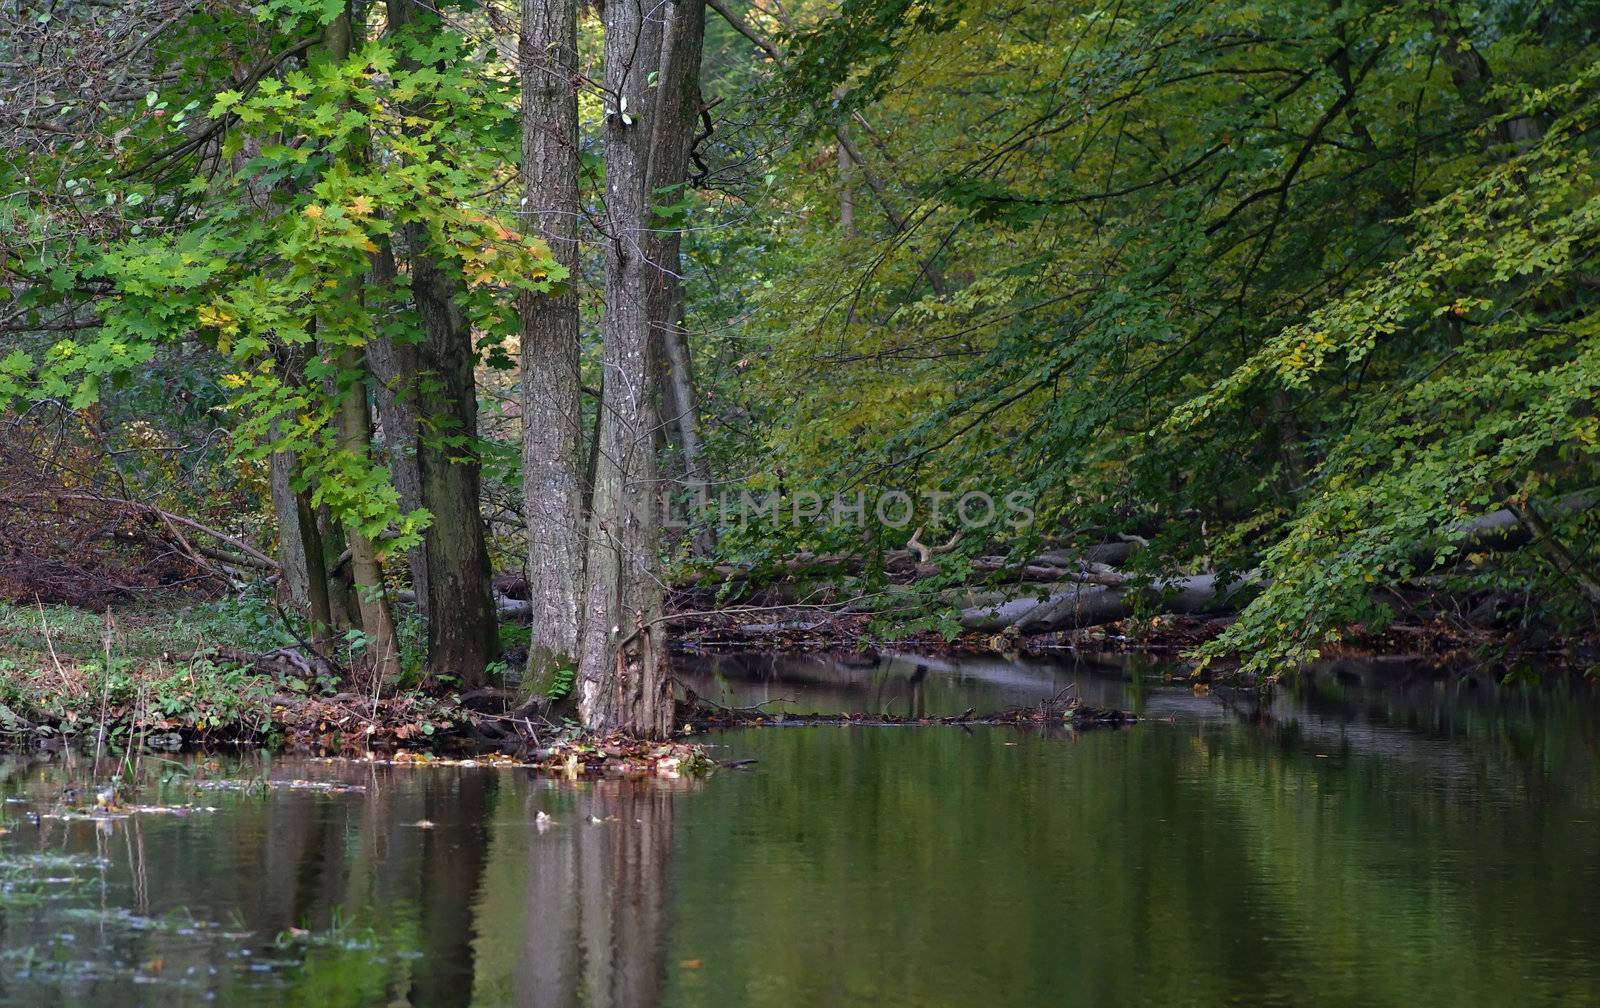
[472,776,692,1008]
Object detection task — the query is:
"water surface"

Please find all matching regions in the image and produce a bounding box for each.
[1,653,1597,1007]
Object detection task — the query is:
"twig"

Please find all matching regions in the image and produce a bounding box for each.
[270,599,342,676]
[36,598,71,691]
[25,492,279,571]
[95,607,115,760]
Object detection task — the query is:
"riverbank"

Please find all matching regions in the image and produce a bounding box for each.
[2,593,1568,758]
[669,598,1581,681]
[0,601,719,775]
[0,599,1141,762]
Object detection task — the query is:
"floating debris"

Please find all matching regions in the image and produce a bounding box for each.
[40,804,218,822]
[379,751,536,769]
[192,779,367,794]
[301,737,713,779]
[523,734,712,779]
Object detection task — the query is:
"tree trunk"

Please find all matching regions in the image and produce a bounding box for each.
[294,488,336,655]
[644,0,713,556]
[317,507,362,632]
[583,370,602,520]
[519,0,588,698]
[835,85,855,234]
[1429,8,1545,146]
[269,405,335,655]
[328,328,404,677]
[270,329,335,653]
[575,0,673,739]
[410,247,500,688]
[388,0,501,688]
[658,299,713,552]
[270,449,312,605]
[333,354,402,681]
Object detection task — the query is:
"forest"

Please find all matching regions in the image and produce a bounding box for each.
[9,3,1600,1006]
[4,0,1600,746]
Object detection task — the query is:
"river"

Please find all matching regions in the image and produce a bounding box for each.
[0,652,1597,1006]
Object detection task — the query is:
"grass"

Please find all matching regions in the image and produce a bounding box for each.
[0,592,309,747]
[0,592,296,663]
[0,592,469,752]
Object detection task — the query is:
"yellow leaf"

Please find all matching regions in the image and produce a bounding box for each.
[196,304,234,329]
[303,205,324,219]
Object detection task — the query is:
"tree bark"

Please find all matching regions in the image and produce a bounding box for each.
[270,449,312,604]
[294,488,337,655]
[960,573,1257,633]
[575,0,673,738]
[389,0,501,688]
[332,354,402,680]
[838,139,855,234]
[519,0,589,698]
[583,369,603,520]
[316,506,362,632]
[1429,8,1545,146]
[643,0,713,555]
[409,249,501,687]
[835,85,855,234]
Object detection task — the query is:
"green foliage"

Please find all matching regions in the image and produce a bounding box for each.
[1169,67,1600,667]
[544,662,577,701]
[700,0,1600,664]
[6,587,373,737]
[4,12,565,554]
[9,0,1600,673]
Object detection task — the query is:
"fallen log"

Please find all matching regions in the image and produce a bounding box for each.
[1453,489,1599,552]
[960,573,1259,633]
[957,490,1600,635]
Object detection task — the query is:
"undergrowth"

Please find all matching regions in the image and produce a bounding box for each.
[0,594,455,750]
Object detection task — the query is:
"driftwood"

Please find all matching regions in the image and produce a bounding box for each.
[960,573,1258,632]
[958,491,1599,635]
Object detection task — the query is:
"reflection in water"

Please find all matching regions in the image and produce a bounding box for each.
[0,654,1596,1007]
[676,649,1172,718]
[474,780,683,1008]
